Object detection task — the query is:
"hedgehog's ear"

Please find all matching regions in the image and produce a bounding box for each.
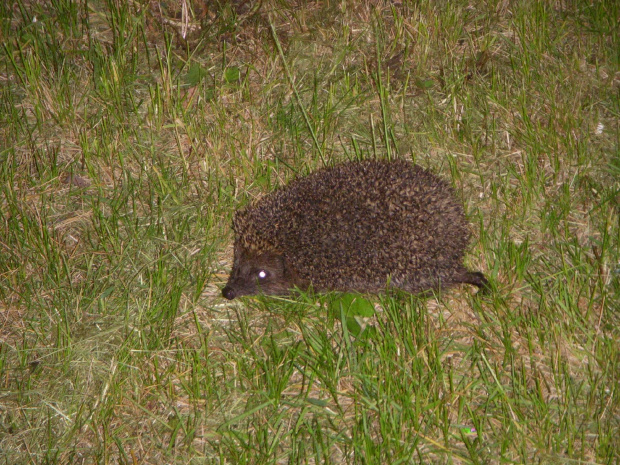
[261,252,287,277]
[263,251,285,269]
[279,254,297,279]
[277,254,289,275]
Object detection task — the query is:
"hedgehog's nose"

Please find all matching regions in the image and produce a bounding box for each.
[222,286,236,300]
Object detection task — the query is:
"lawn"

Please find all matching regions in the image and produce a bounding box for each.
[0,0,618,463]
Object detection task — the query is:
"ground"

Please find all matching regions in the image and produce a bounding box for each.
[0,1,618,463]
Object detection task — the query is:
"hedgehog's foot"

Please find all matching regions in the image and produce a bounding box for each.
[456,270,490,294]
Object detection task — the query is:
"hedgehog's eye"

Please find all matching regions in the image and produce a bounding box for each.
[257,270,269,280]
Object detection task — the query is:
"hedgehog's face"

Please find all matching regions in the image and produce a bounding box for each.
[222,249,295,300]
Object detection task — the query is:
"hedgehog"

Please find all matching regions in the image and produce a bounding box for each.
[222,159,488,300]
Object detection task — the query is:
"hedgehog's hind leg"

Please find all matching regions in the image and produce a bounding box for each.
[456,269,490,294]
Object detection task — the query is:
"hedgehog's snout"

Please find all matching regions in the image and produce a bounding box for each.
[222,285,236,300]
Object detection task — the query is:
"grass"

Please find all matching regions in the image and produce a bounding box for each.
[1,0,618,463]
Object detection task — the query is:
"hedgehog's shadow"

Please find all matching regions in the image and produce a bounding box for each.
[242,277,493,318]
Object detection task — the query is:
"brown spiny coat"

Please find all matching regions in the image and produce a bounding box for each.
[222,159,487,299]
